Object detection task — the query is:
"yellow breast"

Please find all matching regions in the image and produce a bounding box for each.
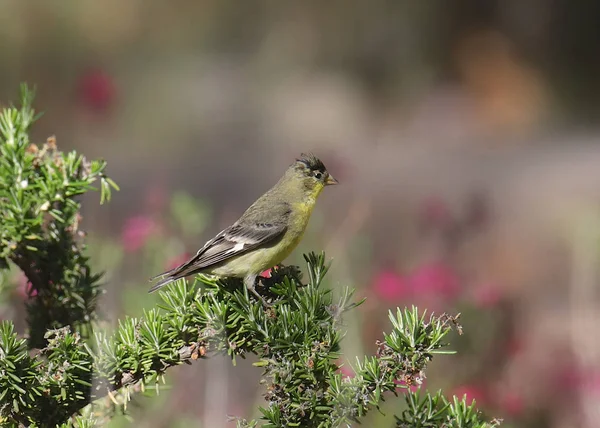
[210,200,317,277]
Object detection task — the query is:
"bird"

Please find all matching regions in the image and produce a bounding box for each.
[149,153,338,305]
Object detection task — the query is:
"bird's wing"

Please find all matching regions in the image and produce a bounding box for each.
[191,221,287,269]
[149,220,287,292]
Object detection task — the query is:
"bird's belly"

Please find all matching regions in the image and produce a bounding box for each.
[209,226,306,277]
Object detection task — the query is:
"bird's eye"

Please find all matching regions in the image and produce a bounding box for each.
[314,171,323,180]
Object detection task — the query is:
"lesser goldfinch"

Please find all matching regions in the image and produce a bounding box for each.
[149,154,337,305]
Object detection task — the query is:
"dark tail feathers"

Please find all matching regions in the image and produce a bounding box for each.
[148,275,177,293]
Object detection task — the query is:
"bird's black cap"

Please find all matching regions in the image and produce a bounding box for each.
[296,153,326,174]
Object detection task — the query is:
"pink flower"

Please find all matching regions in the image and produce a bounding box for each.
[553,366,600,399]
[452,384,486,406]
[407,262,460,300]
[471,282,503,308]
[372,269,409,301]
[581,369,600,397]
[260,268,273,278]
[78,68,116,112]
[499,391,524,416]
[555,366,581,391]
[337,364,355,380]
[122,216,156,252]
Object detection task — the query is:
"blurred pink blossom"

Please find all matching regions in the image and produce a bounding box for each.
[452,384,486,406]
[554,366,581,391]
[337,364,355,380]
[588,371,600,393]
[552,365,600,406]
[122,216,156,252]
[407,262,460,300]
[78,68,116,112]
[372,269,409,301]
[471,282,503,308]
[499,391,525,416]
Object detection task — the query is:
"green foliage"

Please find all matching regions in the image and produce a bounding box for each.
[0,254,496,427]
[326,307,459,426]
[0,321,40,423]
[0,84,118,348]
[0,322,94,426]
[395,390,502,428]
[0,85,499,427]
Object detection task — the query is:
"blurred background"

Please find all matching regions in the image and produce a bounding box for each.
[2,1,600,427]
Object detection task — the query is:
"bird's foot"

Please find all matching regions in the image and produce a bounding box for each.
[248,278,272,308]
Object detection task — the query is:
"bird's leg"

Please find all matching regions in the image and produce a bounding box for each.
[244,274,271,308]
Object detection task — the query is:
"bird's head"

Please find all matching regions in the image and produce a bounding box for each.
[287,153,338,200]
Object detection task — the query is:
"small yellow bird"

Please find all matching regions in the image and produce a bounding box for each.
[149,154,337,304]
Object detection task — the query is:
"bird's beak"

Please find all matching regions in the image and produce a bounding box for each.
[326,175,339,186]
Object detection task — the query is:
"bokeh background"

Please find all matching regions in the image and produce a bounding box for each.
[3,1,600,427]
